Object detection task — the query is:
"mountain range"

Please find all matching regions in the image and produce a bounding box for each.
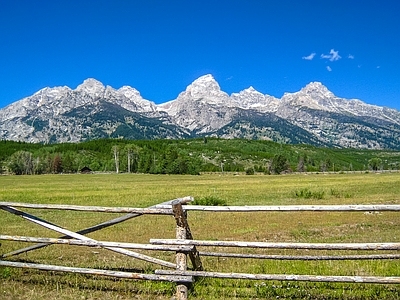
[1,74,400,149]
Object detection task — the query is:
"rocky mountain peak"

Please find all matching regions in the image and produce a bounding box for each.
[279,81,337,111]
[191,74,217,85]
[158,74,224,111]
[300,82,334,97]
[76,78,106,97]
[303,81,325,89]
[183,74,228,101]
[242,86,261,94]
[34,85,72,101]
[116,85,158,113]
[230,86,280,112]
[118,85,141,98]
[231,86,264,105]
[1,76,400,149]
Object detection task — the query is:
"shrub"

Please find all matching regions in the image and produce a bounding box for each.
[192,196,227,206]
[330,188,341,198]
[245,167,255,175]
[1,267,12,279]
[293,188,325,199]
[294,188,312,198]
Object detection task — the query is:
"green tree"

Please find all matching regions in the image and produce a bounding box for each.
[161,144,201,175]
[62,152,76,173]
[8,151,34,175]
[270,154,289,174]
[138,147,152,173]
[368,157,382,171]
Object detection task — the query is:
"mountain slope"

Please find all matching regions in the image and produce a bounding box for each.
[1,75,400,149]
[0,79,186,143]
[212,109,328,146]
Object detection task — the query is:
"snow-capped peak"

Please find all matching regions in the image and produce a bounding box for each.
[76,78,105,97]
[300,82,334,97]
[118,85,142,99]
[231,86,279,111]
[173,74,230,104]
[185,74,222,97]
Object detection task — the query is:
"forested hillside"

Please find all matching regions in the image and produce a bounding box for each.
[1,138,400,175]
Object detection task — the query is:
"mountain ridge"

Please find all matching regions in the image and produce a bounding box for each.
[1,74,400,149]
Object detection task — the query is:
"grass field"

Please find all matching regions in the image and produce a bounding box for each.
[1,172,400,299]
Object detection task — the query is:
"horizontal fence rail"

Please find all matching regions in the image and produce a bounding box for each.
[159,204,400,212]
[150,239,400,250]
[3,203,400,213]
[0,201,173,215]
[155,270,400,285]
[0,235,194,252]
[0,260,192,283]
[197,251,400,260]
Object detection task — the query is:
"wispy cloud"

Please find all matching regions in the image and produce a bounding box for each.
[321,49,341,61]
[326,66,332,72]
[348,54,354,59]
[302,52,316,60]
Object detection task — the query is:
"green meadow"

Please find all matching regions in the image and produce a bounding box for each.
[1,172,400,299]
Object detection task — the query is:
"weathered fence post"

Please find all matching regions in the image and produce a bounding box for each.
[170,201,203,271]
[172,201,189,300]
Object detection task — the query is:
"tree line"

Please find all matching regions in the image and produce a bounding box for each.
[0,138,399,175]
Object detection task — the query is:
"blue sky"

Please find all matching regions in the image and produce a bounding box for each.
[1,0,399,110]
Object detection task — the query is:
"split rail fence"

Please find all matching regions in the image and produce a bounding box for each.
[1,198,400,299]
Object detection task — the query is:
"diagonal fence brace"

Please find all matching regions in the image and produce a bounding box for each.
[1,205,175,268]
[1,197,193,258]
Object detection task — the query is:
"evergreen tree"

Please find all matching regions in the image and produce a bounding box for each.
[62,152,75,173]
[138,147,152,173]
[270,154,289,174]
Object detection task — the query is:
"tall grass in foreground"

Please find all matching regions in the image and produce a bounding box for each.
[1,172,400,299]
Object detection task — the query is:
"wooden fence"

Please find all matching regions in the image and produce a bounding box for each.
[1,199,400,299]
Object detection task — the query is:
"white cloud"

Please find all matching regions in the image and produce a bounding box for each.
[348,54,354,59]
[321,49,342,61]
[302,52,316,60]
[326,66,332,72]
